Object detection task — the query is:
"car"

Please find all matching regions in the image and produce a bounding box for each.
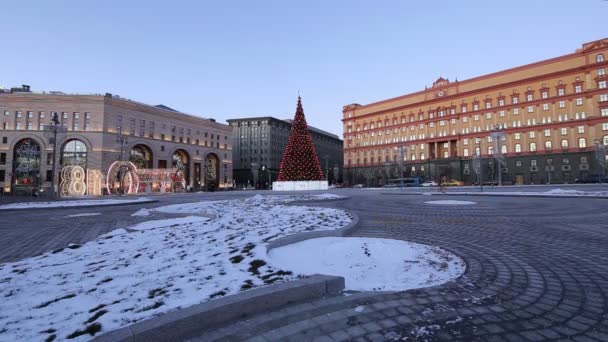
[421,181,438,187]
[353,184,364,188]
[383,184,398,188]
[442,180,464,186]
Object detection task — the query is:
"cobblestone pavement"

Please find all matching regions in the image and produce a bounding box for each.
[1,189,608,341]
[193,192,608,341]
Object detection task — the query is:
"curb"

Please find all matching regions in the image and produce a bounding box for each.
[266,210,360,251]
[0,199,159,212]
[380,192,608,199]
[93,274,345,342]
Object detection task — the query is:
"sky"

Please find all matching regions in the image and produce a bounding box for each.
[1,0,606,136]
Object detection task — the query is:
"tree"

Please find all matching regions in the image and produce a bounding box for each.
[277,96,325,181]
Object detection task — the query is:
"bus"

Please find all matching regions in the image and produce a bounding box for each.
[386,177,422,187]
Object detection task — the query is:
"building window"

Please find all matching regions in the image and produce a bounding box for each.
[529,131,536,138]
[581,156,588,164]
[542,103,549,111]
[603,123,608,131]
[599,81,607,89]
[599,68,606,76]
[544,129,551,137]
[527,106,534,113]
[578,138,587,148]
[602,108,608,117]
[577,126,584,134]
[516,160,522,167]
[541,91,548,99]
[530,142,537,152]
[603,135,608,145]
[545,141,552,150]
[463,148,469,157]
[575,85,582,93]
[513,108,519,115]
[531,160,537,167]
[0,152,5,164]
[515,144,522,153]
[598,54,605,63]
[561,139,569,149]
[558,88,565,96]
[576,98,583,106]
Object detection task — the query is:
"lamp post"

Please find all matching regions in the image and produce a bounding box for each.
[324,154,329,182]
[116,126,129,195]
[490,127,506,186]
[595,139,607,183]
[46,112,66,199]
[473,139,483,192]
[398,145,406,188]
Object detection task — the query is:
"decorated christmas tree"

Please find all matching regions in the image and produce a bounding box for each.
[277,96,325,181]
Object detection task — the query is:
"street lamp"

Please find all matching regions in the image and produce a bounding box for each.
[46,112,66,198]
[490,127,506,186]
[324,154,329,182]
[398,145,406,188]
[116,126,129,195]
[594,139,607,183]
[473,139,483,192]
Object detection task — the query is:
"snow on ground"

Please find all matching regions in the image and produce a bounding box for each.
[128,216,211,231]
[0,198,152,210]
[267,237,465,291]
[131,208,151,217]
[454,189,608,197]
[65,213,101,218]
[424,200,477,205]
[0,194,351,342]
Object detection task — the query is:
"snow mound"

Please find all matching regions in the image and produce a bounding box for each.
[425,200,476,205]
[128,216,211,231]
[267,237,465,291]
[131,208,151,217]
[66,213,101,218]
[544,188,581,195]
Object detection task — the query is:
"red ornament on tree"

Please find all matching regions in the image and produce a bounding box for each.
[277,96,325,181]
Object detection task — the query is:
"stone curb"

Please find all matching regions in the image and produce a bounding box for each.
[380,192,608,199]
[266,210,360,251]
[0,199,159,212]
[93,274,345,342]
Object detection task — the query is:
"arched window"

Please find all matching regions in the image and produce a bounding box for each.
[411,154,416,161]
[420,152,425,160]
[130,144,153,168]
[443,151,448,158]
[598,54,605,63]
[530,142,537,152]
[13,138,41,186]
[578,138,587,148]
[561,139,569,149]
[515,144,522,153]
[603,136,608,145]
[463,148,469,157]
[61,139,87,167]
[545,141,552,150]
[501,145,507,154]
[488,146,494,155]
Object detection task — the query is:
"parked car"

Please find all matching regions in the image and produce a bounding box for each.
[421,181,438,187]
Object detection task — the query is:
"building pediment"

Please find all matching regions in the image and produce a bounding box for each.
[581,38,608,52]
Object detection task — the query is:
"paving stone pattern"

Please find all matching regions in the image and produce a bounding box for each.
[192,193,608,341]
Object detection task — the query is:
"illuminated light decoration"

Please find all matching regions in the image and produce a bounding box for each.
[59,166,87,196]
[135,168,183,193]
[106,161,140,195]
[277,96,325,181]
[86,169,104,196]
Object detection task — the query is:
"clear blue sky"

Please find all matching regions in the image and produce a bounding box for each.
[2,0,606,136]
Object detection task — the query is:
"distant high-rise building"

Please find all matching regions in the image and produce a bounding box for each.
[227,116,343,188]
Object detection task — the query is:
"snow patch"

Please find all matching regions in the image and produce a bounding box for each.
[131,208,151,217]
[65,213,101,218]
[0,195,352,341]
[0,198,151,210]
[267,237,465,291]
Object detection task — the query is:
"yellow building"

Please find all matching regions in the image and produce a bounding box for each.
[342,38,608,186]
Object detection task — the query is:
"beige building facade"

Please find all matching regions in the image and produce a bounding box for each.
[342,38,608,186]
[0,89,233,195]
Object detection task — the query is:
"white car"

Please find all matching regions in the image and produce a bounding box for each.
[421,181,438,187]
